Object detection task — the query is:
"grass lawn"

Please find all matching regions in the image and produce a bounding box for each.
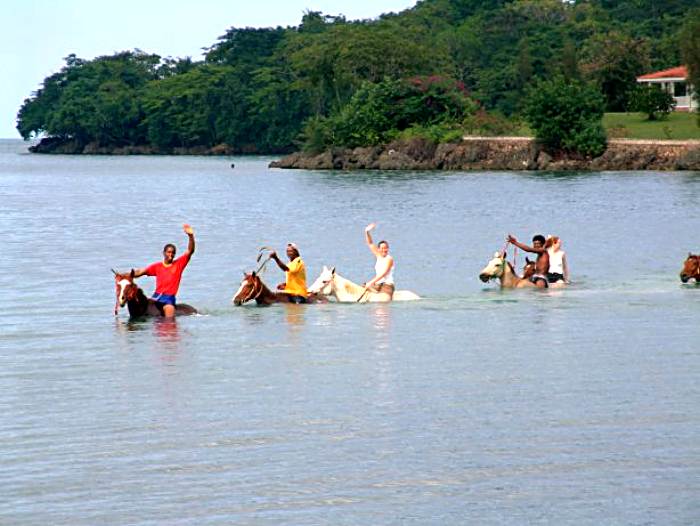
[603,112,700,140]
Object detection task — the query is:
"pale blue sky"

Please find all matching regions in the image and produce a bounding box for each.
[1,0,417,138]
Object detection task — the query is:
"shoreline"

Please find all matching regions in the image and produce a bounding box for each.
[23,136,700,171]
[268,137,700,171]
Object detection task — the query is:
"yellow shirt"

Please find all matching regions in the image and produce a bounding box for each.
[284,257,307,297]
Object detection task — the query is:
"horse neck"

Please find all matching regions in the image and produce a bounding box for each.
[254,279,278,304]
[127,286,148,317]
[332,273,365,301]
[499,261,522,287]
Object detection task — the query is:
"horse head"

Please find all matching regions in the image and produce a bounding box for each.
[479,252,507,282]
[522,257,536,280]
[232,271,262,306]
[680,253,700,283]
[113,269,140,313]
[307,266,336,296]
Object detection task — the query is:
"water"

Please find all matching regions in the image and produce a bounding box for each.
[1,139,699,525]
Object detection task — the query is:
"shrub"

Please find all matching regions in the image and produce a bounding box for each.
[299,115,331,153]
[462,109,518,136]
[523,77,607,157]
[398,123,464,144]
[627,84,676,120]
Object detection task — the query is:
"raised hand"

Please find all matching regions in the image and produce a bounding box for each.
[183,224,194,235]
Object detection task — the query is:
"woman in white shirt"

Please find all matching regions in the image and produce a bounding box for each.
[545,235,569,284]
[363,223,395,299]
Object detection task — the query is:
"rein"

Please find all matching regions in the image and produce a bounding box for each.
[356,287,369,303]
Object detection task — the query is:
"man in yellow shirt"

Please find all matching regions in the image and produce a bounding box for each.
[270,242,308,303]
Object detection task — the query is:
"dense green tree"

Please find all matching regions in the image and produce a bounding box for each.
[16,0,700,152]
[580,32,650,111]
[680,9,700,126]
[524,77,607,157]
[314,75,477,148]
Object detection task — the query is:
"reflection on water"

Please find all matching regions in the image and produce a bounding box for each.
[370,303,391,351]
[283,303,306,337]
[152,317,180,343]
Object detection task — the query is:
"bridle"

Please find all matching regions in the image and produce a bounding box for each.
[238,275,264,304]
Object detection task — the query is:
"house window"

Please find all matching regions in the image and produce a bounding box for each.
[674,82,687,97]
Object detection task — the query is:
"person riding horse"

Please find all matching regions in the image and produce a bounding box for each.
[128,224,196,317]
[507,234,549,288]
[270,242,309,304]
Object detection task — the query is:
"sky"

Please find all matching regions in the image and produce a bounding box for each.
[1,0,417,138]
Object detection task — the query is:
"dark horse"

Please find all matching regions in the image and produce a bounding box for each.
[231,271,320,306]
[680,254,700,283]
[113,270,197,318]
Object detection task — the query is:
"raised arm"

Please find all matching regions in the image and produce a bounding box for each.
[365,223,380,257]
[507,234,545,254]
[132,267,148,278]
[269,251,289,272]
[184,224,195,256]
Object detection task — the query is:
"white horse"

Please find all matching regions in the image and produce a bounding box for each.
[307,266,420,303]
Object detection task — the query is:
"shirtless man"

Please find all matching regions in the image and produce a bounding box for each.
[507,234,549,288]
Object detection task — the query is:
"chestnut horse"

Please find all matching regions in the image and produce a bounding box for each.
[113,270,197,318]
[680,254,700,283]
[231,271,321,306]
[479,252,535,289]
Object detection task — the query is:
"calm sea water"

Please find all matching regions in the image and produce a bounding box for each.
[1,138,699,525]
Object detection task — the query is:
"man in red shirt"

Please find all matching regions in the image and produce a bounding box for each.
[133,224,196,317]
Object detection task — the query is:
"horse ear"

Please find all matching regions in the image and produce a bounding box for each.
[525,257,531,263]
[129,269,135,279]
[252,271,256,277]
[111,268,118,276]
[331,267,336,275]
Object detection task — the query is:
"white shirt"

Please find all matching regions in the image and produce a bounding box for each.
[548,248,565,275]
[375,255,394,285]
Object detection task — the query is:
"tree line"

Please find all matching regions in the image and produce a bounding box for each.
[17,0,700,154]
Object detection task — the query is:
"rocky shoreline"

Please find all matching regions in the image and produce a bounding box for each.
[27,135,700,170]
[269,137,700,171]
[28,137,278,156]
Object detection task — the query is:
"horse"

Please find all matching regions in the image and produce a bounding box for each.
[307,266,420,303]
[231,271,323,306]
[113,269,197,318]
[479,252,536,289]
[680,253,700,283]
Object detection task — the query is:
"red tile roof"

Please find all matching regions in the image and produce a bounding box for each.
[637,66,687,80]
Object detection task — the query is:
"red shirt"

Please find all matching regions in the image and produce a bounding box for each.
[145,252,191,296]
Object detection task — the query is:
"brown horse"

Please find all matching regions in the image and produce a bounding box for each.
[231,271,321,306]
[680,254,700,283]
[114,270,197,318]
[522,258,536,281]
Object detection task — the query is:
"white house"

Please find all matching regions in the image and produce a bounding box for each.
[636,66,696,111]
